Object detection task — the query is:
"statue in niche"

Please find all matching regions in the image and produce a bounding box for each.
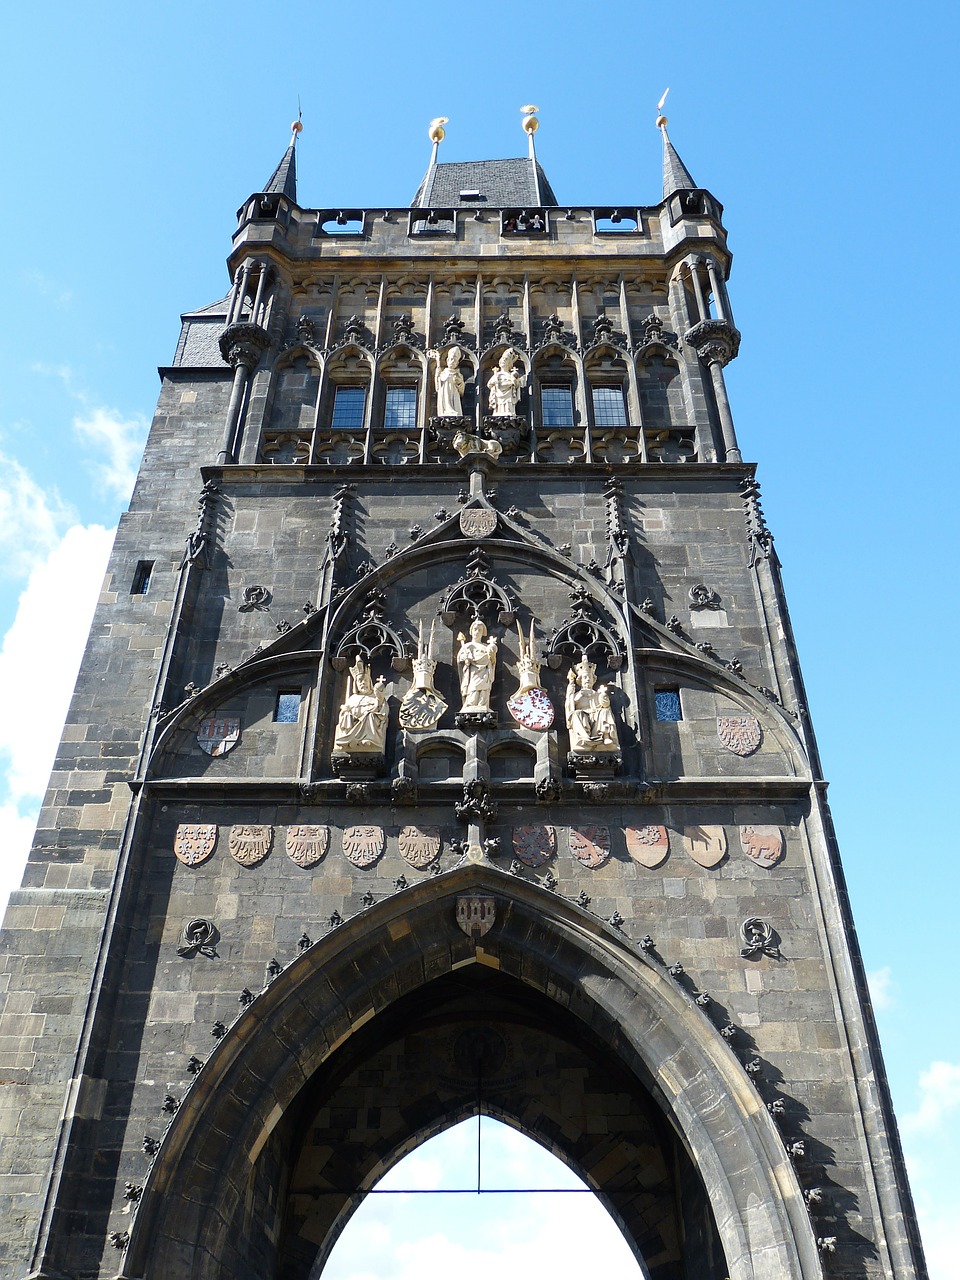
[507,621,554,730]
[333,657,388,753]
[432,345,467,418]
[564,657,619,753]
[399,620,448,731]
[456,619,498,713]
[486,348,525,417]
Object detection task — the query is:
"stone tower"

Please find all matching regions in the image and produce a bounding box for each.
[0,111,927,1280]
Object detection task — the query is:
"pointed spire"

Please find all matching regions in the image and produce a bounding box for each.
[263,118,302,201]
[656,90,697,199]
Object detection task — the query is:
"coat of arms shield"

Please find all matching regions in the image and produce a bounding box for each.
[717,715,762,757]
[625,824,670,868]
[174,823,217,866]
[739,825,784,869]
[683,825,727,868]
[398,825,441,868]
[456,895,496,939]
[398,688,448,731]
[512,824,556,868]
[342,825,385,868]
[569,825,611,869]
[285,825,330,868]
[228,824,273,866]
[197,715,241,757]
[459,508,497,539]
[507,687,555,730]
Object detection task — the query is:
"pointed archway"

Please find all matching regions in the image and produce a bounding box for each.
[121,867,819,1280]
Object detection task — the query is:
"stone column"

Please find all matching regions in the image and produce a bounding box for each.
[684,319,742,464]
[217,323,270,464]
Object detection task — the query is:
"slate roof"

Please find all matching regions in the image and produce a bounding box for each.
[411,157,558,208]
[660,128,697,199]
[263,139,298,201]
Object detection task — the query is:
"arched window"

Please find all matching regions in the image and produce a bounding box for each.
[319,1117,649,1280]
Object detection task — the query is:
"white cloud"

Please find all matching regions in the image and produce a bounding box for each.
[0,522,114,913]
[902,1061,960,1136]
[0,452,73,579]
[73,406,148,501]
[867,965,895,1012]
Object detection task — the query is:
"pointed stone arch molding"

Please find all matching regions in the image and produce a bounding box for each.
[145,650,321,778]
[330,587,412,672]
[118,868,820,1280]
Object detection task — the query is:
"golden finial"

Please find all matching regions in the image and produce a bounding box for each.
[521,104,540,135]
[428,116,449,144]
[656,87,670,130]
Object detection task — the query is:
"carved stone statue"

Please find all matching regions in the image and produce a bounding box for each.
[433,345,467,418]
[486,348,525,417]
[333,658,388,753]
[507,620,554,730]
[456,619,498,713]
[564,658,619,753]
[399,620,448,731]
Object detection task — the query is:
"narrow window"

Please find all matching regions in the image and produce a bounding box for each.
[541,384,573,427]
[591,385,628,427]
[331,386,366,428]
[131,560,154,595]
[655,689,682,722]
[275,691,301,723]
[384,385,417,429]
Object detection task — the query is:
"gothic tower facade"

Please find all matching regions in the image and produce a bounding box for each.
[0,113,926,1280]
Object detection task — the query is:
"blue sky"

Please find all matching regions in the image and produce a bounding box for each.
[1,1,957,1274]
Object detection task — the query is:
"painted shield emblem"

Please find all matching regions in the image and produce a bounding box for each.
[456,895,496,939]
[569,825,611,869]
[683,825,727,868]
[717,715,762,757]
[174,823,217,866]
[228,824,273,866]
[399,688,448,731]
[285,825,329,868]
[459,508,497,539]
[512,824,556,869]
[740,825,784,869]
[507,687,555,730]
[342,825,385,868]
[398,825,441,868]
[197,715,240,757]
[625,825,669,868]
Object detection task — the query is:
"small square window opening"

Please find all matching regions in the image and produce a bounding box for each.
[275,691,302,723]
[131,560,154,595]
[655,690,682,722]
[384,386,417,429]
[331,386,366,428]
[541,384,573,427]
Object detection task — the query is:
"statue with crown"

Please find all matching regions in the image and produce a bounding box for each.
[399,619,448,731]
[564,656,621,774]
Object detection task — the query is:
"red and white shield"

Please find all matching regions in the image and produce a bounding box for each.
[398,825,441,868]
[717,715,762,757]
[625,825,669,868]
[683,825,727,868]
[342,825,385,868]
[228,824,273,866]
[569,825,611,869]
[739,825,783,868]
[174,823,217,866]
[197,715,241,757]
[456,895,496,939]
[507,687,555,730]
[512,824,556,868]
[285,825,329,868]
